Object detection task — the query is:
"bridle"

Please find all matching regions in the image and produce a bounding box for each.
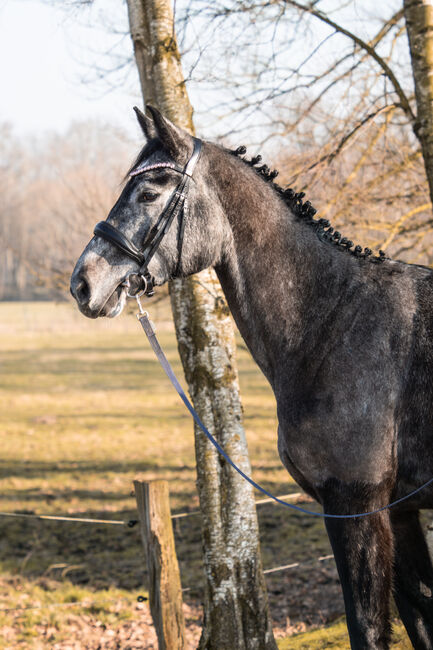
[93,137,203,297]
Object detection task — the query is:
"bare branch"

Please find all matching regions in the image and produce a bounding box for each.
[282,0,414,121]
[288,103,398,185]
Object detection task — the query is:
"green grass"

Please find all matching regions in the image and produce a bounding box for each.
[277,618,412,649]
[0,300,414,647]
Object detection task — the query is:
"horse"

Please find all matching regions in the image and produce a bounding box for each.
[70,106,433,649]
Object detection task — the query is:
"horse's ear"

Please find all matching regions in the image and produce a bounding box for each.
[133,106,156,140]
[145,104,189,160]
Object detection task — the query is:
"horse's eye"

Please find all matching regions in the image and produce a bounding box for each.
[138,190,158,203]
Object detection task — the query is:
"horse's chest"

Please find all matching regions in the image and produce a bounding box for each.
[276,380,397,486]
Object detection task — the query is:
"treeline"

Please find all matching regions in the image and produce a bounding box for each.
[0,121,135,300]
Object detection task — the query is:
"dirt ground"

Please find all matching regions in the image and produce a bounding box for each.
[1,570,343,649]
[0,560,346,649]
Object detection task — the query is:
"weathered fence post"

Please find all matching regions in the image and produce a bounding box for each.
[134,479,185,650]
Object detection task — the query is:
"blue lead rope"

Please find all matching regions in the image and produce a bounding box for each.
[138,310,433,519]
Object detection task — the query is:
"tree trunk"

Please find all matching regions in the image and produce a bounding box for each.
[404,0,433,206]
[125,1,277,648]
[404,0,433,559]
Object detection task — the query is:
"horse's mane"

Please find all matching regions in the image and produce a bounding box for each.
[231,145,387,264]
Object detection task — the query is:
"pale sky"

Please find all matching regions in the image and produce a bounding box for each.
[0,0,408,147]
[0,0,140,136]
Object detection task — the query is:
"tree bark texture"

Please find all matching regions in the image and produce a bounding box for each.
[125,1,276,648]
[404,0,433,206]
[170,275,276,650]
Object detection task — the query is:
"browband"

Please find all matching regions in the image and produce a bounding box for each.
[129,162,183,178]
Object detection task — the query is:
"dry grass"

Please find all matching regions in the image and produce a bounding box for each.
[0,300,411,647]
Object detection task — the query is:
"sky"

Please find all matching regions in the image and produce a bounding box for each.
[0,0,409,147]
[0,0,140,136]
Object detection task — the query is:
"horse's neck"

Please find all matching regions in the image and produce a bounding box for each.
[212,156,353,385]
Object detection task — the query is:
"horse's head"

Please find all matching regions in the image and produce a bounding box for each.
[70,106,226,318]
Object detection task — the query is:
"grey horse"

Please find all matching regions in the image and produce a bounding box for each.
[70,107,433,650]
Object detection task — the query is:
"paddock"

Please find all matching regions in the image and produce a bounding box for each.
[1,300,424,647]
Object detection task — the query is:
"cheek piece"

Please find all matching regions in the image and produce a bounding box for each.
[93,137,202,297]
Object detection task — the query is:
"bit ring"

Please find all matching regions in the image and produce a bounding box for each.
[125,274,148,298]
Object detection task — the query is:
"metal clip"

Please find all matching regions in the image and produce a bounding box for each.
[135,294,146,317]
[136,306,156,333]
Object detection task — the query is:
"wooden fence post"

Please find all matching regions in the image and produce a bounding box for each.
[134,479,185,650]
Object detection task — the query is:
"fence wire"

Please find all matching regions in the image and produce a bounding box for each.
[0,552,335,613]
[0,492,305,526]
[0,597,137,614]
[0,488,330,616]
[0,511,129,526]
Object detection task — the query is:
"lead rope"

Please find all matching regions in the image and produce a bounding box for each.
[134,297,433,519]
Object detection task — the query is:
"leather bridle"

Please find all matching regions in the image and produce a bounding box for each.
[93,137,203,297]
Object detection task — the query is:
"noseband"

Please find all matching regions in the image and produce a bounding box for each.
[93,137,203,297]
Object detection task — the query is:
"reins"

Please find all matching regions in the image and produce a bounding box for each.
[92,135,433,519]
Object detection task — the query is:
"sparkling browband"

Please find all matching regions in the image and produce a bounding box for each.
[129,162,180,178]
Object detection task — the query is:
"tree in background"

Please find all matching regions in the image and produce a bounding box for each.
[126,1,276,648]
[0,124,28,298]
[404,0,433,204]
[0,122,134,298]
[173,0,433,265]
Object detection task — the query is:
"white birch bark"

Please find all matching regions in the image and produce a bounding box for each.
[404,0,433,557]
[126,1,277,647]
[404,0,433,205]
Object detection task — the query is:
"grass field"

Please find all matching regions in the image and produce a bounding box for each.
[0,300,412,648]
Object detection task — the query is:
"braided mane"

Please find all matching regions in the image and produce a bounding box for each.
[231,145,386,263]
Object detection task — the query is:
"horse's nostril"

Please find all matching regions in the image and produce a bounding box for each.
[76,279,90,305]
[71,274,90,306]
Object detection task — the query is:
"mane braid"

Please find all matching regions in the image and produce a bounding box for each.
[231,146,387,263]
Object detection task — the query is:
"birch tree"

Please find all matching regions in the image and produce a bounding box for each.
[125,1,276,648]
[403,0,433,205]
